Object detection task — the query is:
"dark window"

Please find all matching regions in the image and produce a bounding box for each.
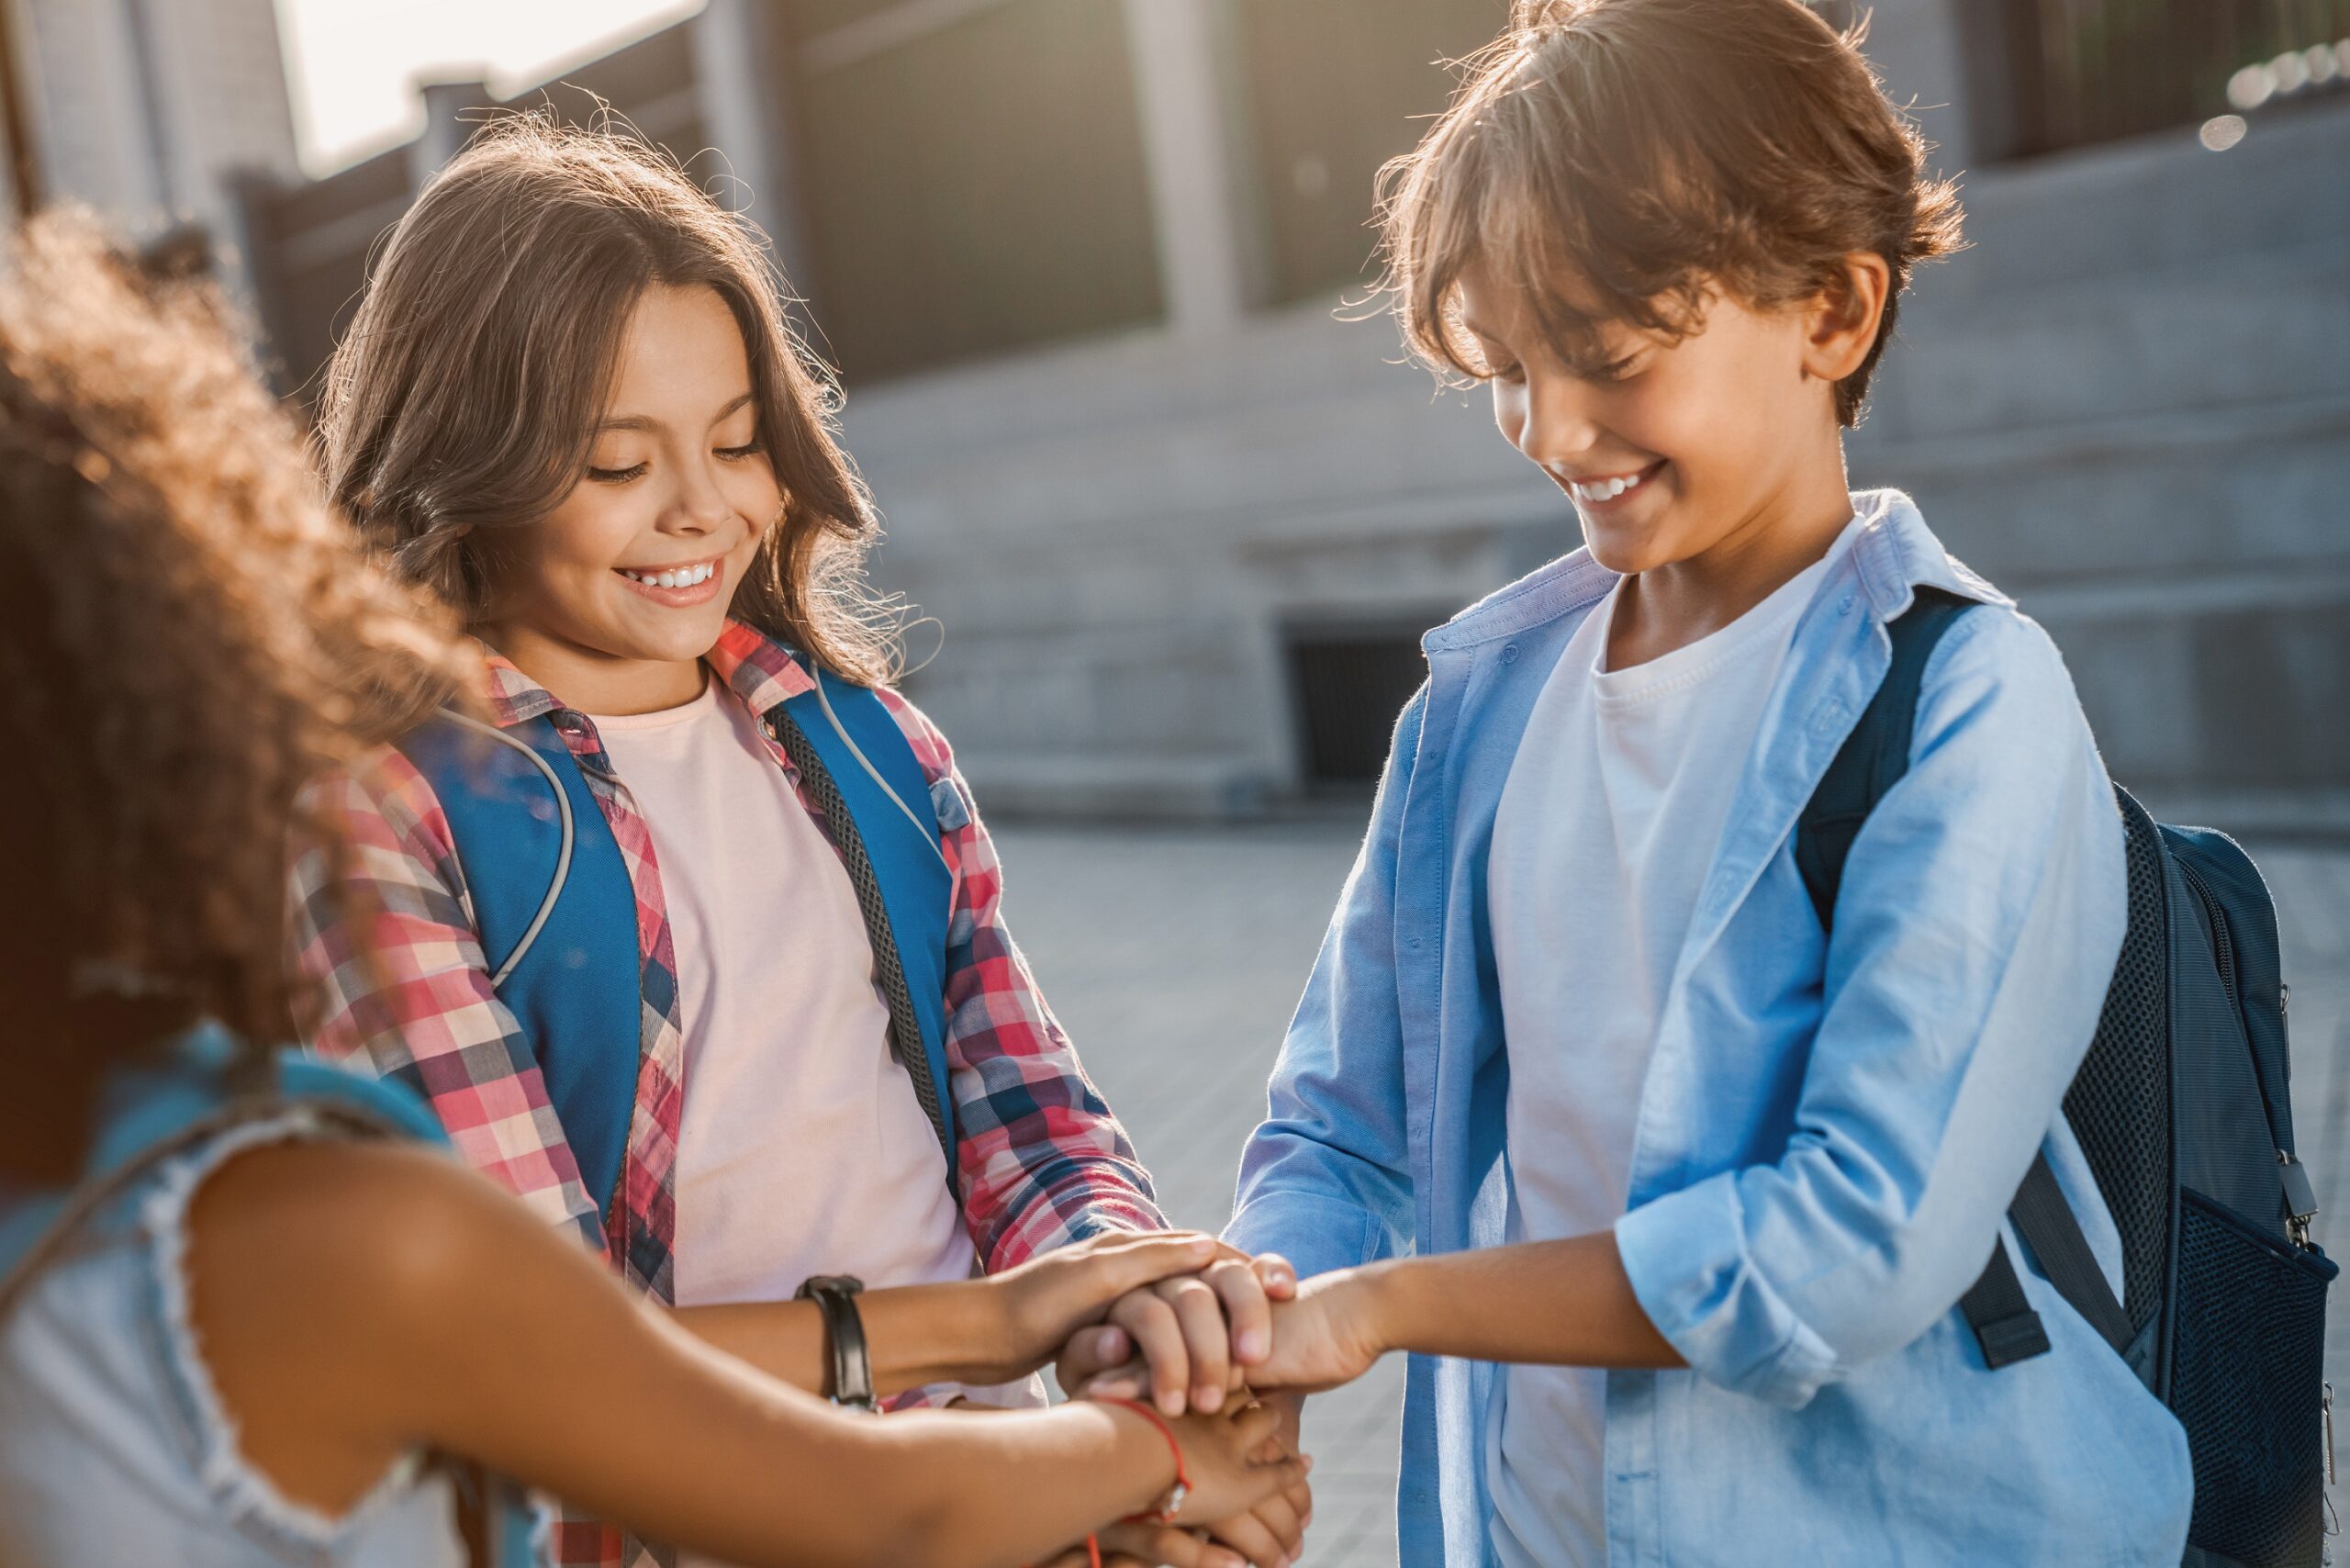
[1235,0,1513,306]
[780,0,1163,381]
[1983,0,2350,159]
[1284,621,1435,787]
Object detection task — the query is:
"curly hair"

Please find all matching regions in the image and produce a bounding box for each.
[0,212,473,1106]
[317,116,899,682]
[1379,0,1964,426]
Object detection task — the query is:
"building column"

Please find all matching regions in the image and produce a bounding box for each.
[1121,0,1266,336]
[408,75,485,191]
[689,0,815,296]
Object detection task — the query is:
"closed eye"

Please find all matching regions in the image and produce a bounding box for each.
[715,442,764,461]
[587,463,647,484]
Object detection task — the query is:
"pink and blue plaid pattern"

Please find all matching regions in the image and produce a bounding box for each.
[289,622,1164,1565]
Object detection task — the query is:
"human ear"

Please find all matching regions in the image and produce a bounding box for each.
[1799,252,1892,385]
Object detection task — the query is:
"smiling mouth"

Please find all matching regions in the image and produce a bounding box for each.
[617,562,718,588]
[1565,460,1666,505]
[613,555,727,606]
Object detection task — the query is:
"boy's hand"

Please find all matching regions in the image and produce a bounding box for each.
[1055,1249,1297,1417]
[1241,1268,1388,1394]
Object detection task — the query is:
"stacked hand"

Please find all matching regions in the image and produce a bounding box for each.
[994,1234,1395,1566]
[1050,1246,1371,1568]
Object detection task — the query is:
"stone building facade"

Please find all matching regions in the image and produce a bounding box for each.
[228,0,2350,832]
[0,0,300,290]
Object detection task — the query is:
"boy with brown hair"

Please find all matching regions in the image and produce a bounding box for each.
[1218,0,2194,1561]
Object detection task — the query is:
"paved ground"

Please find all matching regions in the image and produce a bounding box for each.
[996,819,2350,1568]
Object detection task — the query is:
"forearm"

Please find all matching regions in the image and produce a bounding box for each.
[1360,1231,1684,1369]
[674,1278,1022,1398]
[867,1403,1175,1568]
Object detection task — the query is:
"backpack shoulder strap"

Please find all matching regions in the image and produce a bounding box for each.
[396,710,642,1226]
[771,665,958,1184]
[1795,587,1975,931]
[1791,588,2131,1371]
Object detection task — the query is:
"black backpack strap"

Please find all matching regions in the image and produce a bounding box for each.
[2009,1151,2132,1354]
[1958,1151,2132,1367]
[1796,588,2130,1372]
[1796,588,1974,929]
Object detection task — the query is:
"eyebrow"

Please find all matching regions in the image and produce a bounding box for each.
[599,390,756,434]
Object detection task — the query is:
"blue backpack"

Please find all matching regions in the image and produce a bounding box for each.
[1798,589,2335,1568]
[395,662,961,1232]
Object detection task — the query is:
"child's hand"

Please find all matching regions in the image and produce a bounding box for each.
[1029,1518,1262,1568]
[1241,1268,1388,1395]
[1055,1249,1297,1416]
[1136,1398,1312,1533]
[990,1231,1227,1376]
[1192,1421,1312,1568]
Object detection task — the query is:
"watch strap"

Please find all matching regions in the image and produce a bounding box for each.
[794,1274,876,1412]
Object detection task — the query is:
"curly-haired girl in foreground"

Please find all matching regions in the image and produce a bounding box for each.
[0,212,1303,1568]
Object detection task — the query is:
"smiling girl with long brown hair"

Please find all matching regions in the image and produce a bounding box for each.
[288,118,1306,1568]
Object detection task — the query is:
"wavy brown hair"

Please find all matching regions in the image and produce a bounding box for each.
[317,116,896,681]
[0,212,470,1176]
[1379,0,1964,425]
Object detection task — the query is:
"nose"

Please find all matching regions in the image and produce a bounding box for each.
[1512,372,1606,476]
[660,451,735,537]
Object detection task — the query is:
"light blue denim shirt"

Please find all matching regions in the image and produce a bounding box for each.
[1225,491,2193,1566]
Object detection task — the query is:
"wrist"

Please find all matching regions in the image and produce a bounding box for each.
[1349,1259,1412,1358]
[1100,1399,1186,1523]
[929,1274,1026,1383]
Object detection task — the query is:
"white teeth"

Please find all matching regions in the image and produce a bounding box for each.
[622,564,715,588]
[1571,467,1651,503]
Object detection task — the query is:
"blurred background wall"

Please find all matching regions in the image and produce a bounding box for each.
[4,0,2344,834]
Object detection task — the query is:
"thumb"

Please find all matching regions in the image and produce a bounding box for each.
[1248,1253,1297,1301]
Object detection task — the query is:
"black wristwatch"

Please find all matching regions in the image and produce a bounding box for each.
[795,1274,877,1412]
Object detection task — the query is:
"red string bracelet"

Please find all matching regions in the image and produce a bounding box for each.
[1101,1397,1191,1526]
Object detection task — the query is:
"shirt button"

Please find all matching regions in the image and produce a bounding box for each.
[1500,644,1520,664]
[1838,595,1855,615]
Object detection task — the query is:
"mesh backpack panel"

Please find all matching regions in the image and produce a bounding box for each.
[2062,790,2173,1349]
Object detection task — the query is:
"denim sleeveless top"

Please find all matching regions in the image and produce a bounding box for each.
[0,1038,501,1566]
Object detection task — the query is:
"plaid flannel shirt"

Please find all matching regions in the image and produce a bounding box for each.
[290,622,1162,1564]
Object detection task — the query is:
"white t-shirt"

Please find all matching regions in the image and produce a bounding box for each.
[1483,532,1851,1567]
[592,678,982,1320]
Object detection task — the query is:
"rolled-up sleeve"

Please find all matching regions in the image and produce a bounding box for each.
[1615,609,2126,1408]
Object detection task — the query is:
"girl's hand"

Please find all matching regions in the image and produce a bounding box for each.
[1142,1399,1311,1531]
[989,1231,1225,1378]
[1242,1268,1390,1395]
[1054,1248,1296,1415]
[1031,1519,1257,1568]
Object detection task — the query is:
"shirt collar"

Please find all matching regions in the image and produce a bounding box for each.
[476,619,816,730]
